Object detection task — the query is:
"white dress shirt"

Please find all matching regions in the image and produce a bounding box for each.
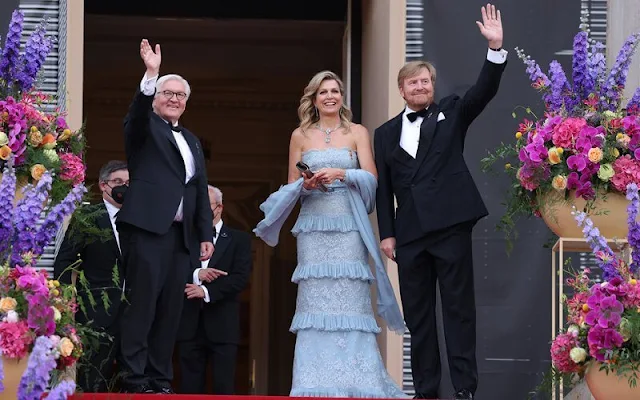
[192,219,223,303]
[140,74,196,222]
[400,48,508,158]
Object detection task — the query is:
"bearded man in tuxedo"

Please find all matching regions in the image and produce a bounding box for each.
[374,4,507,400]
[116,39,214,394]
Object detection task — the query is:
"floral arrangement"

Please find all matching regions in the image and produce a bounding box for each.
[481,26,640,244]
[0,159,86,398]
[0,10,86,204]
[550,183,640,387]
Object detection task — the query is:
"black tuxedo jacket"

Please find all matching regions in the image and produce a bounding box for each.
[375,58,507,246]
[177,225,253,345]
[53,203,124,332]
[117,89,213,248]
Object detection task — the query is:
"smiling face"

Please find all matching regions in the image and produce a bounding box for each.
[152,78,187,124]
[313,79,343,116]
[399,67,434,110]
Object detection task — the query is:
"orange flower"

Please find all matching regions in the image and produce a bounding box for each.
[552,175,567,191]
[548,147,562,165]
[588,147,603,163]
[0,145,11,160]
[30,164,46,180]
[40,133,56,149]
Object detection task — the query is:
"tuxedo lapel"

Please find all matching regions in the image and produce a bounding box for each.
[208,226,232,268]
[151,114,185,180]
[412,104,440,178]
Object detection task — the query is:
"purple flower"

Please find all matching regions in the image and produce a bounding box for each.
[587,325,625,361]
[46,380,76,399]
[572,32,590,103]
[567,154,588,171]
[0,10,24,90]
[18,336,56,400]
[548,61,573,112]
[26,293,55,336]
[573,209,622,280]
[0,159,17,258]
[626,184,640,273]
[597,295,623,328]
[601,33,640,111]
[16,22,53,93]
[0,354,4,392]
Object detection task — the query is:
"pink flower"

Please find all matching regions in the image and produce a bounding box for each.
[550,332,582,373]
[59,152,85,185]
[587,325,624,362]
[0,320,33,359]
[552,117,587,148]
[611,155,640,192]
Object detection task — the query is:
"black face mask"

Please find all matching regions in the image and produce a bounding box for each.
[109,184,128,205]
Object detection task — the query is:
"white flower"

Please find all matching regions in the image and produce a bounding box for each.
[51,306,61,321]
[567,325,580,337]
[570,347,588,363]
[4,310,19,323]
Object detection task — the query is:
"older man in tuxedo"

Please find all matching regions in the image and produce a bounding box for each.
[116,39,214,394]
[54,160,128,392]
[374,4,506,400]
[177,185,252,394]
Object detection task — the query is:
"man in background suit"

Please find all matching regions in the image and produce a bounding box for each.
[374,5,506,400]
[53,160,128,392]
[116,39,214,394]
[177,185,252,394]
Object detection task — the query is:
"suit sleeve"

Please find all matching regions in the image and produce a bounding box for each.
[123,88,154,161]
[459,49,508,126]
[203,232,252,303]
[374,128,395,240]
[52,225,84,285]
[194,147,214,243]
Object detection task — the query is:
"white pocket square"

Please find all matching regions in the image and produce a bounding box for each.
[437,112,446,122]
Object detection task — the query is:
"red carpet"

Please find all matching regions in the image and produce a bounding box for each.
[66,396,438,400]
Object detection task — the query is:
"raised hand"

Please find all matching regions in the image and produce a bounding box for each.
[140,39,161,76]
[476,3,503,49]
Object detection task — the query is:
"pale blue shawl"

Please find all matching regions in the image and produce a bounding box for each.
[253,169,405,334]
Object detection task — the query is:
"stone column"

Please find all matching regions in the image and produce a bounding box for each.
[607,0,640,103]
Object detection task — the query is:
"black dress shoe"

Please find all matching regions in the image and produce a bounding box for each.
[414,393,438,399]
[156,387,176,394]
[453,389,474,400]
[150,381,176,394]
[121,384,155,393]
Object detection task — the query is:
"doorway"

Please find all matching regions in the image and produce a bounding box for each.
[82,1,347,394]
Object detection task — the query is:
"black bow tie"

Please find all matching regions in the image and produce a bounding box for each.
[167,122,182,133]
[406,108,430,123]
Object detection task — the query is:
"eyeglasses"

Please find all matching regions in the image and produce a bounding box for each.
[159,90,187,101]
[106,178,129,186]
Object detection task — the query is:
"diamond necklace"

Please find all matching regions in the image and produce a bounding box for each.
[315,123,342,144]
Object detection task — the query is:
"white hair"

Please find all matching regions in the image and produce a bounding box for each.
[208,185,223,204]
[156,74,191,99]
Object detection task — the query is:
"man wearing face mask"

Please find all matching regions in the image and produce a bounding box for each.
[116,39,214,394]
[53,160,129,392]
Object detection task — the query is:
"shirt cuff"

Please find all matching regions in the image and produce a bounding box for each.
[193,268,202,285]
[486,48,508,65]
[140,73,158,96]
[201,285,210,303]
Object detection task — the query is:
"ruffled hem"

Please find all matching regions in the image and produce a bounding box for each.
[292,261,375,283]
[290,313,381,333]
[290,387,408,398]
[292,214,357,235]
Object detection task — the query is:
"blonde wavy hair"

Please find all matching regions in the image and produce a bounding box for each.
[298,71,352,134]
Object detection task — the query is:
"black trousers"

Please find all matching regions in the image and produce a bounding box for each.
[396,222,477,396]
[118,222,190,389]
[77,329,120,392]
[177,320,237,395]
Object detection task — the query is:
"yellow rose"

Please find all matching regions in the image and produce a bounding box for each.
[59,337,74,357]
[57,128,72,141]
[588,147,603,163]
[0,131,7,146]
[630,279,637,285]
[582,304,589,312]
[0,145,11,161]
[611,148,620,158]
[557,147,564,155]
[617,134,631,148]
[598,163,614,182]
[552,175,567,191]
[28,130,43,147]
[0,297,17,312]
[505,163,511,170]
[548,147,562,165]
[30,164,46,181]
[30,126,38,133]
[515,132,522,139]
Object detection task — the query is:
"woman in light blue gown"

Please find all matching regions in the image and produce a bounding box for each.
[278,71,407,397]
